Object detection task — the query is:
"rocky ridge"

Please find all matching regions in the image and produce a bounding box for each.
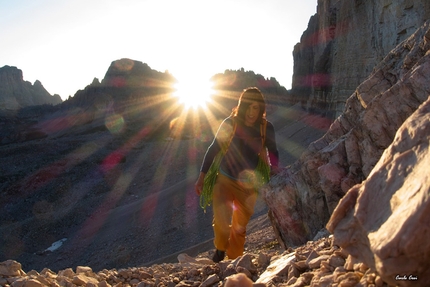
[0,66,62,110]
[327,94,430,286]
[265,19,430,248]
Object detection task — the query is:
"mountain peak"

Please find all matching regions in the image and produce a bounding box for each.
[0,65,62,109]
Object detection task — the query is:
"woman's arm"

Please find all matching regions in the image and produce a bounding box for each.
[200,118,234,173]
[195,118,234,195]
[266,121,279,169]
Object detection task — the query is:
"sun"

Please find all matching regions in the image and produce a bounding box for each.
[173,76,215,109]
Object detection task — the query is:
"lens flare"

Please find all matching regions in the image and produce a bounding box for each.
[105,113,125,134]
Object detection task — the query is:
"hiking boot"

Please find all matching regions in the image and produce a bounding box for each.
[212,249,225,263]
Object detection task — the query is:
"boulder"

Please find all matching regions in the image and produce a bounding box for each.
[0,260,25,277]
[327,97,430,286]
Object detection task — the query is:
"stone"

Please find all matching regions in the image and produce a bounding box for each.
[40,268,55,276]
[10,278,26,287]
[291,274,313,287]
[200,274,219,287]
[177,253,213,266]
[327,97,430,286]
[174,280,195,287]
[315,274,335,287]
[292,260,307,273]
[72,274,99,285]
[35,275,51,286]
[222,263,237,279]
[308,255,330,269]
[224,273,253,287]
[138,271,152,280]
[287,265,300,282]
[257,253,270,267]
[233,254,257,274]
[137,280,156,287]
[24,279,44,287]
[97,280,112,287]
[286,276,298,285]
[186,268,199,278]
[304,250,318,267]
[256,252,295,284]
[327,254,345,269]
[320,260,333,272]
[137,281,155,287]
[26,270,39,276]
[236,266,252,279]
[58,268,75,278]
[55,275,72,286]
[76,266,93,274]
[335,272,361,287]
[0,260,25,277]
[333,266,347,281]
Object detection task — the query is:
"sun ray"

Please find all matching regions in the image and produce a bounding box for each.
[71,86,247,255]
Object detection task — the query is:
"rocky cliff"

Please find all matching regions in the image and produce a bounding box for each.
[292,0,430,118]
[0,66,62,110]
[327,96,430,286]
[265,18,430,254]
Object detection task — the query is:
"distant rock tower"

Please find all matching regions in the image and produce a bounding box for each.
[0,65,62,109]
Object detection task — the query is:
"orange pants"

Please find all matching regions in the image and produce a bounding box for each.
[212,173,257,259]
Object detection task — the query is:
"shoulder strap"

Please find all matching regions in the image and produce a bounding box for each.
[222,119,237,153]
[260,119,267,147]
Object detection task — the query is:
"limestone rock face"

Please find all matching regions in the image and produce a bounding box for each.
[0,66,62,109]
[327,97,430,287]
[264,21,430,247]
[292,0,430,117]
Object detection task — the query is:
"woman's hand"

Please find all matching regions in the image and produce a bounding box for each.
[195,172,206,196]
[270,166,281,176]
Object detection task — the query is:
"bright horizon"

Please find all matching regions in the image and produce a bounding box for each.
[0,0,317,101]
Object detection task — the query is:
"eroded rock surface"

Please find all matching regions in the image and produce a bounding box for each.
[264,20,430,249]
[0,66,62,109]
[327,97,430,287]
[292,0,430,117]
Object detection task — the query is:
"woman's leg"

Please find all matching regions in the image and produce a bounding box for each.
[212,174,234,252]
[227,183,257,259]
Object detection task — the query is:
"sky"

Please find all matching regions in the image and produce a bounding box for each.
[0,0,317,100]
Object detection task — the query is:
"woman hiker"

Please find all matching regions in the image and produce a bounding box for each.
[195,87,279,262]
